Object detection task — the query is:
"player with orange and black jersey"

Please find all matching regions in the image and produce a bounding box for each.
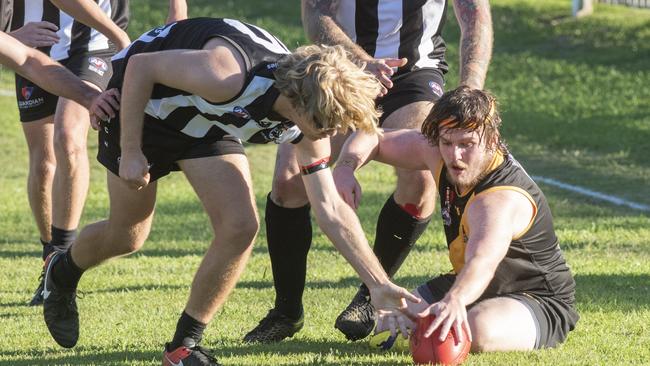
[334,85,578,352]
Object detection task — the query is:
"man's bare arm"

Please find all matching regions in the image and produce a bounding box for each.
[167,0,188,24]
[0,32,97,108]
[452,0,493,89]
[301,0,370,61]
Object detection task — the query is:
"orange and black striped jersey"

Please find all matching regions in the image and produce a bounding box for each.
[435,152,576,304]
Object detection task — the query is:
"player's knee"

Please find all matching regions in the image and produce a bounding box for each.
[53,129,87,160]
[467,311,499,353]
[395,170,436,204]
[220,214,259,247]
[270,174,307,206]
[31,158,56,182]
[396,169,434,189]
[108,221,151,255]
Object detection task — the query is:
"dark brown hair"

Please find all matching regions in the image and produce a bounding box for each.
[421,86,507,154]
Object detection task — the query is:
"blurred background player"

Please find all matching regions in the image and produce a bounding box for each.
[8,0,129,305]
[245,0,493,343]
[0,31,119,120]
[337,86,579,352]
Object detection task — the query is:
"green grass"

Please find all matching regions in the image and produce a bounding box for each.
[1,0,649,365]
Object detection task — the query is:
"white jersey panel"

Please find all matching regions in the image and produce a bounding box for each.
[335,1,357,43]
[414,0,445,69]
[374,0,402,60]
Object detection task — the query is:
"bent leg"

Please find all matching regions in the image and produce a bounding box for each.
[70,171,157,270]
[22,117,56,244]
[376,101,437,275]
[336,102,437,341]
[468,297,538,352]
[266,142,312,318]
[179,154,259,323]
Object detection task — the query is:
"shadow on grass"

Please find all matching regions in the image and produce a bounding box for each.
[0,339,411,366]
[574,273,650,311]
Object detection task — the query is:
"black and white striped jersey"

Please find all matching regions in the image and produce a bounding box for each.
[11,0,128,60]
[110,17,301,145]
[335,0,449,76]
[0,0,12,32]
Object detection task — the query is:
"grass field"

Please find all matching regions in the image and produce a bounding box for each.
[1,1,649,365]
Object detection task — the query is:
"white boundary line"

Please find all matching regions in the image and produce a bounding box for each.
[1,87,648,212]
[532,175,650,212]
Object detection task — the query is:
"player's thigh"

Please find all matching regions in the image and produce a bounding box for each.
[468,296,537,352]
[179,153,258,235]
[381,100,434,130]
[22,116,55,157]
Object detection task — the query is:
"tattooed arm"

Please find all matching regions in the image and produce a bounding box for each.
[301,0,368,60]
[301,0,406,93]
[452,0,493,89]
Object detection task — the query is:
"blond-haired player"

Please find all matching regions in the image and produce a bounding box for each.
[40,18,418,366]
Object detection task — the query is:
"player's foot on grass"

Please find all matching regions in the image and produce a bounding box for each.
[335,286,376,341]
[28,270,45,306]
[163,337,222,366]
[243,308,304,343]
[43,251,79,348]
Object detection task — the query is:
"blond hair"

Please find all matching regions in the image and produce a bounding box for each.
[274,44,381,134]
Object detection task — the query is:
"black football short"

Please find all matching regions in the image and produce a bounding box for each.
[417,273,579,349]
[377,67,445,125]
[15,50,114,122]
[97,114,245,182]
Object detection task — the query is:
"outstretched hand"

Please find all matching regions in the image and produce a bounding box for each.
[415,296,472,343]
[89,88,121,130]
[369,282,421,338]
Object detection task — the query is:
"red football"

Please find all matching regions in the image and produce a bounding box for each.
[409,314,471,365]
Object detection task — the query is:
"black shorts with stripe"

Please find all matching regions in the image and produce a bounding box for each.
[15,50,114,122]
[97,114,245,182]
[417,273,579,349]
[377,67,445,125]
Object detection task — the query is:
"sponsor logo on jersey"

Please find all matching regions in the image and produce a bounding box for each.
[232,106,251,119]
[88,56,108,76]
[265,124,287,143]
[21,86,33,100]
[429,80,443,97]
[18,86,45,108]
[266,62,278,70]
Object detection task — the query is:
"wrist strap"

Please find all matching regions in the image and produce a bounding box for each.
[300,157,331,175]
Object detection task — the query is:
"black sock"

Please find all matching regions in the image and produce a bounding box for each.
[41,239,54,261]
[51,249,84,290]
[373,194,431,277]
[266,193,311,319]
[50,225,77,252]
[169,311,207,350]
